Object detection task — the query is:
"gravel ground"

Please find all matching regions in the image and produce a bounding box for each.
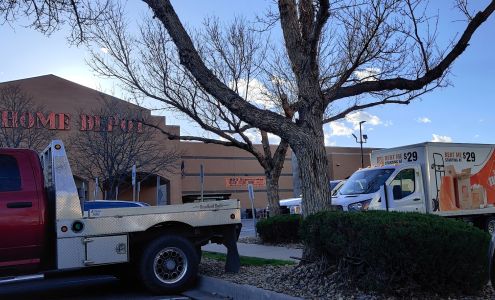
[199,257,495,300]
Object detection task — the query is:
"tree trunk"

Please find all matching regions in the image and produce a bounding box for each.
[265,171,282,216]
[291,132,331,217]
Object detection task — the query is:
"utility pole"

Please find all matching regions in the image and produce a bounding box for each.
[352,121,368,168]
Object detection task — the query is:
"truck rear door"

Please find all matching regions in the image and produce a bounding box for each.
[0,151,42,271]
[387,165,426,212]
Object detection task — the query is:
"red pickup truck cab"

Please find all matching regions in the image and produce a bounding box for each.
[0,148,48,276]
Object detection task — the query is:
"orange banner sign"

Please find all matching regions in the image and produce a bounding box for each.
[225,177,266,188]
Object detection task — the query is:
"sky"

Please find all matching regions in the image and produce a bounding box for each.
[1,0,494,149]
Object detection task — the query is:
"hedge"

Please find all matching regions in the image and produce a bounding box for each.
[256,214,302,244]
[300,211,490,295]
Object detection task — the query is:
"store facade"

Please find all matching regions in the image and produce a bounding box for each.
[0,75,374,210]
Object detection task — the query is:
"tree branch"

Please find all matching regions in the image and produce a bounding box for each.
[142,0,299,139]
[325,0,495,102]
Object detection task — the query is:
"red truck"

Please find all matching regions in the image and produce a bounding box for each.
[0,140,241,293]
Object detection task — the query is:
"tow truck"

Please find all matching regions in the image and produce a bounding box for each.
[0,140,241,293]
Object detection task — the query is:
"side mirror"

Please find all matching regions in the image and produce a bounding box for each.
[393,185,402,200]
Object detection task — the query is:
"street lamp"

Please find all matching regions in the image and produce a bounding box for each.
[352,121,368,168]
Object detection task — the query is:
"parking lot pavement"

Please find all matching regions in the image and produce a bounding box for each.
[0,275,189,299]
[240,218,257,238]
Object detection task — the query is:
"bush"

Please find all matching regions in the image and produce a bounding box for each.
[300,211,490,295]
[256,214,302,244]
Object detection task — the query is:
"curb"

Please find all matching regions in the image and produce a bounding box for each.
[189,275,302,300]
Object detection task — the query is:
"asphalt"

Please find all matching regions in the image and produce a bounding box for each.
[189,276,302,300]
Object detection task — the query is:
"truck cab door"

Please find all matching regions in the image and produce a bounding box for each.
[0,152,42,272]
[387,165,426,213]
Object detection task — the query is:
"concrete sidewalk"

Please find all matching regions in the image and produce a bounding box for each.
[202,242,302,262]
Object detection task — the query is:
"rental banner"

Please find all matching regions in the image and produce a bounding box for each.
[225,177,266,188]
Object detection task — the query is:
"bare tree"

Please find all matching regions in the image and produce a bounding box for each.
[140,0,495,216]
[87,13,297,215]
[0,84,54,151]
[0,0,109,43]
[68,95,181,199]
[2,0,495,217]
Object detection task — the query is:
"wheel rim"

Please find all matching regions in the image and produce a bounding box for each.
[153,247,188,284]
[489,220,495,235]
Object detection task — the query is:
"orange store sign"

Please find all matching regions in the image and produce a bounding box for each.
[225,177,266,188]
[0,110,143,132]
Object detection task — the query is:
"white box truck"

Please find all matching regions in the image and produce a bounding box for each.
[332,142,495,233]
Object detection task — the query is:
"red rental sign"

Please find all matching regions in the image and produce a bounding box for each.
[225,177,266,188]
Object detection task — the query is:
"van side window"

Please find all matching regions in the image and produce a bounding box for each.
[390,168,415,200]
[0,155,21,192]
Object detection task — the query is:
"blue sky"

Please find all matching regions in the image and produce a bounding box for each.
[1,0,494,149]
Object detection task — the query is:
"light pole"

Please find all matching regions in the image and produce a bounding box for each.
[352,121,368,168]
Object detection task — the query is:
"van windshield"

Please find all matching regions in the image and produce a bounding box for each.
[339,168,395,195]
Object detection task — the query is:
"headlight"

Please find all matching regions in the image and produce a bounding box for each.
[290,205,302,214]
[348,199,371,212]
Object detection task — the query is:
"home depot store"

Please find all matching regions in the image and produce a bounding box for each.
[0,75,374,210]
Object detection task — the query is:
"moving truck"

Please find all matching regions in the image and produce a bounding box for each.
[0,141,241,293]
[332,142,495,233]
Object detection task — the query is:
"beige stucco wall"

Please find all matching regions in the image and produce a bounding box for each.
[180,142,294,209]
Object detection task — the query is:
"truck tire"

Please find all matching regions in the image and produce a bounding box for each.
[486,217,495,235]
[139,235,198,294]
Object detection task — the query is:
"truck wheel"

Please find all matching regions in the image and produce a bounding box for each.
[139,235,198,294]
[486,217,495,235]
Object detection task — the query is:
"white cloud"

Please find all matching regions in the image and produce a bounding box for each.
[267,132,281,144]
[100,47,109,54]
[354,68,380,82]
[474,134,480,138]
[329,121,353,136]
[232,78,275,109]
[417,117,431,123]
[240,130,281,145]
[324,131,337,146]
[432,134,452,143]
[345,111,382,130]
[242,130,260,143]
[382,120,393,127]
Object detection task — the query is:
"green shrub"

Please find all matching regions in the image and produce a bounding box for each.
[300,211,490,295]
[256,214,302,243]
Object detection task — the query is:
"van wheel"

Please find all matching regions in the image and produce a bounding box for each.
[486,217,495,235]
[139,235,198,294]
